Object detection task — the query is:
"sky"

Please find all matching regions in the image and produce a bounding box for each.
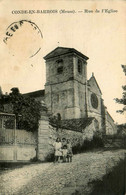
[0,0,126,124]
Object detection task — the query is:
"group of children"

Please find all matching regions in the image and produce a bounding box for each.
[54,137,73,163]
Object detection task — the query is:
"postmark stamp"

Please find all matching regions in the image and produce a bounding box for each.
[3,20,43,58]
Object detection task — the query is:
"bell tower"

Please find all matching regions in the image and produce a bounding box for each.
[44,47,89,119]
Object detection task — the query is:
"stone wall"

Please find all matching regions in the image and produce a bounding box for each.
[37,115,98,161]
[82,119,97,140]
[48,126,84,153]
[37,116,51,161]
[104,136,126,148]
[106,112,117,135]
[37,117,84,161]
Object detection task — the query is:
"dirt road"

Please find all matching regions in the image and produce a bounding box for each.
[0,149,125,195]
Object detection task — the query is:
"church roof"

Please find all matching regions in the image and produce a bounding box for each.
[88,73,102,95]
[107,111,115,122]
[23,89,45,98]
[43,47,89,61]
[57,117,94,132]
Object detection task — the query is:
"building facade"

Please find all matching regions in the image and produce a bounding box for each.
[0,47,117,135]
[43,47,116,134]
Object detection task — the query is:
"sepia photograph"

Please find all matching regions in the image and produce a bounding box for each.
[0,0,126,194]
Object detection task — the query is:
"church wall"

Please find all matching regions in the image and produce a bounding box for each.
[45,53,77,119]
[45,52,88,120]
[87,88,102,115]
[44,47,116,138]
[45,81,77,119]
[82,118,97,140]
[87,90,102,127]
[106,112,117,135]
[87,78,103,131]
[45,54,74,85]
[88,112,102,129]
[73,55,87,84]
[74,80,87,118]
[88,79,101,95]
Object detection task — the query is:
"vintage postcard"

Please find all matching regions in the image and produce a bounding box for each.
[0,0,126,194]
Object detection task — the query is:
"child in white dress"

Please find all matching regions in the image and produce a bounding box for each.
[54,138,62,163]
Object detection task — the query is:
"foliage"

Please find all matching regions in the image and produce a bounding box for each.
[45,153,55,162]
[90,157,126,195]
[8,88,42,132]
[72,135,104,154]
[30,156,38,162]
[49,113,61,131]
[117,123,126,135]
[114,65,126,113]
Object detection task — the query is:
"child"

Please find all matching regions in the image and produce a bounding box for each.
[62,145,68,163]
[54,137,62,163]
[61,137,67,148]
[67,139,73,162]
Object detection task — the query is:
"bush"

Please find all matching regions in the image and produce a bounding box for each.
[90,157,126,195]
[45,153,55,162]
[72,135,104,154]
[30,156,38,162]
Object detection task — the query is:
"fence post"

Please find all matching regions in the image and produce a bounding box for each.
[14,115,17,161]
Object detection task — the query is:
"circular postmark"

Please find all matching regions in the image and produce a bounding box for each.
[3,20,43,58]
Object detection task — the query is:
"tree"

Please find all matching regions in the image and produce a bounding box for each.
[9,88,42,132]
[114,65,126,114]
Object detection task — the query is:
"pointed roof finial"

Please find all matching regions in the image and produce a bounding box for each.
[92,72,94,77]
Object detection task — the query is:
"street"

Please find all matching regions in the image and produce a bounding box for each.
[0,149,125,195]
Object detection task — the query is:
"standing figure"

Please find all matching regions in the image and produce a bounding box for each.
[61,137,67,148]
[54,137,62,163]
[67,139,73,162]
[62,145,68,163]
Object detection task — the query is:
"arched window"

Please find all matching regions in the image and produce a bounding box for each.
[56,59,63,74]
[78,59,82,74]
[57,66,63,74]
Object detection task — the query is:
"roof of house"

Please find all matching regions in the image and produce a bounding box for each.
[57,117,94,132]
[23,89,45,98]
[44,47,89,61]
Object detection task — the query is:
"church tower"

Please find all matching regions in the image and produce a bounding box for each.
[44,47,89,119]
